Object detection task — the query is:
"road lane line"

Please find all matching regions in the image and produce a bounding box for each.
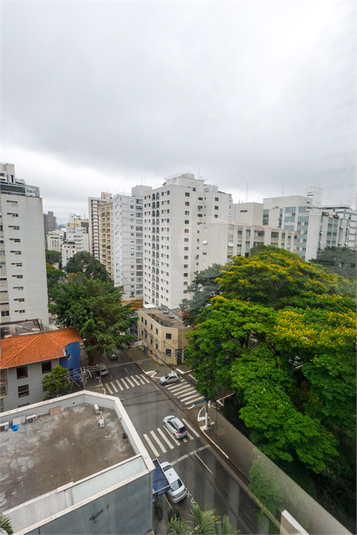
[151,430,167,453]
[169,385,191,394]
[186,431,194,440]
[115,380,124,391]
[182,419,200,438]
[195,452,213,474]
[125,376,135,387]
[105,383,113,394]
[157,428,174,449]
[167,382,187,391]
[171,445,210,467]
[120,378,130,389]
[143,434,160,457]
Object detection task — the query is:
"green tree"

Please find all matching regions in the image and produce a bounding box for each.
[49,278,136,366]
[179,264,225,325]
[311,246,356,280]
[42,365,73,399]
[46,250,62,265]
[168,503,234,535]
[46,267,65,292]
[64,251,109,282]
[0,513,13,535]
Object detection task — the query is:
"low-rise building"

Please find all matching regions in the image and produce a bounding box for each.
[62,241,77,268]
[0,328,82,412]
[0,390,154,534]
[137,306,192,366]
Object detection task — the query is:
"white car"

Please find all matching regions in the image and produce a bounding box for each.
[163,415,187,439]
[160,461,187,503]
[160,371,180,386]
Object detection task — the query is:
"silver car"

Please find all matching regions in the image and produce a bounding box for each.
[160,371,180,386]
[163,415,187,439]
[160,461,187,503]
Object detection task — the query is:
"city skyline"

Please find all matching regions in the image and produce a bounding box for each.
[2,2,355,223]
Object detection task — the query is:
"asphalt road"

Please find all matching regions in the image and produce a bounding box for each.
[99,351,260,534]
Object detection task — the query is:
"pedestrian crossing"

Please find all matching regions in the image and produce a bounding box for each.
[104,373,150,394]
[166,380,205,408]
[142,418,200,458]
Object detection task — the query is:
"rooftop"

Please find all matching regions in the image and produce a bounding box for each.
[0,403,135,511]
[0,328,82,369]
[141,307,187,329]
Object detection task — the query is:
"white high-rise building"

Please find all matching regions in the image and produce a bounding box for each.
[143,173,232,308]
[88,193,112,260]
[0,163,48,325]
[113,186,152,299]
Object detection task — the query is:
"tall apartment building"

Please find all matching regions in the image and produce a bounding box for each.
[318,204,357,250]
[143,173,232,308]
[99,200,114,280]
[263,188,350,260]
[0,163,48,326]
[47,229,64,253]
[43,211,57,249]
[88,193,112,260]
[113,185,152,298]
[61,242,77,268]
[197,222,297,269]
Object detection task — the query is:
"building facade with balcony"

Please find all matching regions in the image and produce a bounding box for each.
[88,192,112,260]
[0,163,48,326]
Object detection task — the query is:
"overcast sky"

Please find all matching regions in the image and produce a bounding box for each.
[2,1,355,224]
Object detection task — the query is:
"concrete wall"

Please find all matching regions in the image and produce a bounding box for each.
[3,358,59,412]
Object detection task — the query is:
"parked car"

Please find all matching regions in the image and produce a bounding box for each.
[163,415,187,439]
[160,461,187,503]
[110,352,118,361]
[94,364,109,378]
[160,371,180,386]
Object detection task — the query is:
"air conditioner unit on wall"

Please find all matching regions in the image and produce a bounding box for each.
[0,422,10,432]
[26,415,37,423]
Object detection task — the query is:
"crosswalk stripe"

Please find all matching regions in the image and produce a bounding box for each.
[170,385,193,396]
[142,375,150,383]
[186,431,194,440]
[167,383,186,391]
[121,378,130,389]
[180,392,202,403]
[168,383,190,392]
[131,376,141,386]
[163,426,181,445]
[110,382,118,393]
[150,430,167,453]
[157,428,175,449]
[182,418,200,438]
[143,433,160,457]
[106,383,113,394]
[136,375,146,384]
[115,379,124,391]
[184,395,204,405]
[125,376,135,387]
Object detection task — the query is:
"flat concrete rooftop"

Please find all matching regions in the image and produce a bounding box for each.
[0,403,135,511]
[144,309,186,329]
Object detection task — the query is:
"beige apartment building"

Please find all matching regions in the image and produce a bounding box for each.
[137,307,192,367]
[99,200,114,280]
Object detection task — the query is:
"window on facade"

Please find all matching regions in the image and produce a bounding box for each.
[17,366,28,379]
[185,192,190,197]
[166,348,172,357]
[215,197,219,202]
[165,333,172,340]
[1,311,9,317]
[184,229,189,233]
[184,264,188,268]
[42,361,52,374]
[215,206,219,210]
[214,215,218,219]
[184,273,188,277]
[184,247,189,251]
[18,384,29,398]
[185,220,189,224]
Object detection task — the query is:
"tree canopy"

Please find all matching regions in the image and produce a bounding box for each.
[311,246,356,280]
[184,247,356,526]
[64,251,110,282]
[46,250,62,265]
[42,365,73,399]
[49,277,136,365]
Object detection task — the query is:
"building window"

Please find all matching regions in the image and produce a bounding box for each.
[18,384,29,398]
[155,328,158,334]
[166,348,172,357]
[215,206,219,210]
[165,333,172,340]
[17,366,28,379]
[185,192,190,197]
[184,264,188,268]
[184,229,189,233]
[184,273,188,277]
[1,311,9,317]
[214,215,218,219]
[215,197,219,202]
[42,361,52,374]
[185,220,189,224]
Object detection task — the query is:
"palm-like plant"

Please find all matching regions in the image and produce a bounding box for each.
[167,503,235,535]
[0,513,13,535]
[190,503,216,534]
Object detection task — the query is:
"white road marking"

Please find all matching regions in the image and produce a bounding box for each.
[163,426,181,445]
[105,383,113,394]
[121,377,130,389]
[131,376,141,386]
[125,376,135,387]
[136,375,146,384]
[143,433,159,457]
[157,428,175,449]
[150,430,167,453]
[180,392,202,403]
[182,418,200,437]
[110,382,118,393]
[141,375,150,383]
[115,379,124,391]
[195,452,213,474]
[171,445,210,467]
[184,395,204,405]
[167,382,187,391]
[169,385,192,394]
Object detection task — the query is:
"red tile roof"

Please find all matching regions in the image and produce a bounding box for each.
[0,328,82,369]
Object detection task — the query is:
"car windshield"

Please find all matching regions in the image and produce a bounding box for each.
[170,479,183,492]
[178,426,186,433]
[162,465,171,472]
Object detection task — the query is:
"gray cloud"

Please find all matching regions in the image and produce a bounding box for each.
[2,1,355,224]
